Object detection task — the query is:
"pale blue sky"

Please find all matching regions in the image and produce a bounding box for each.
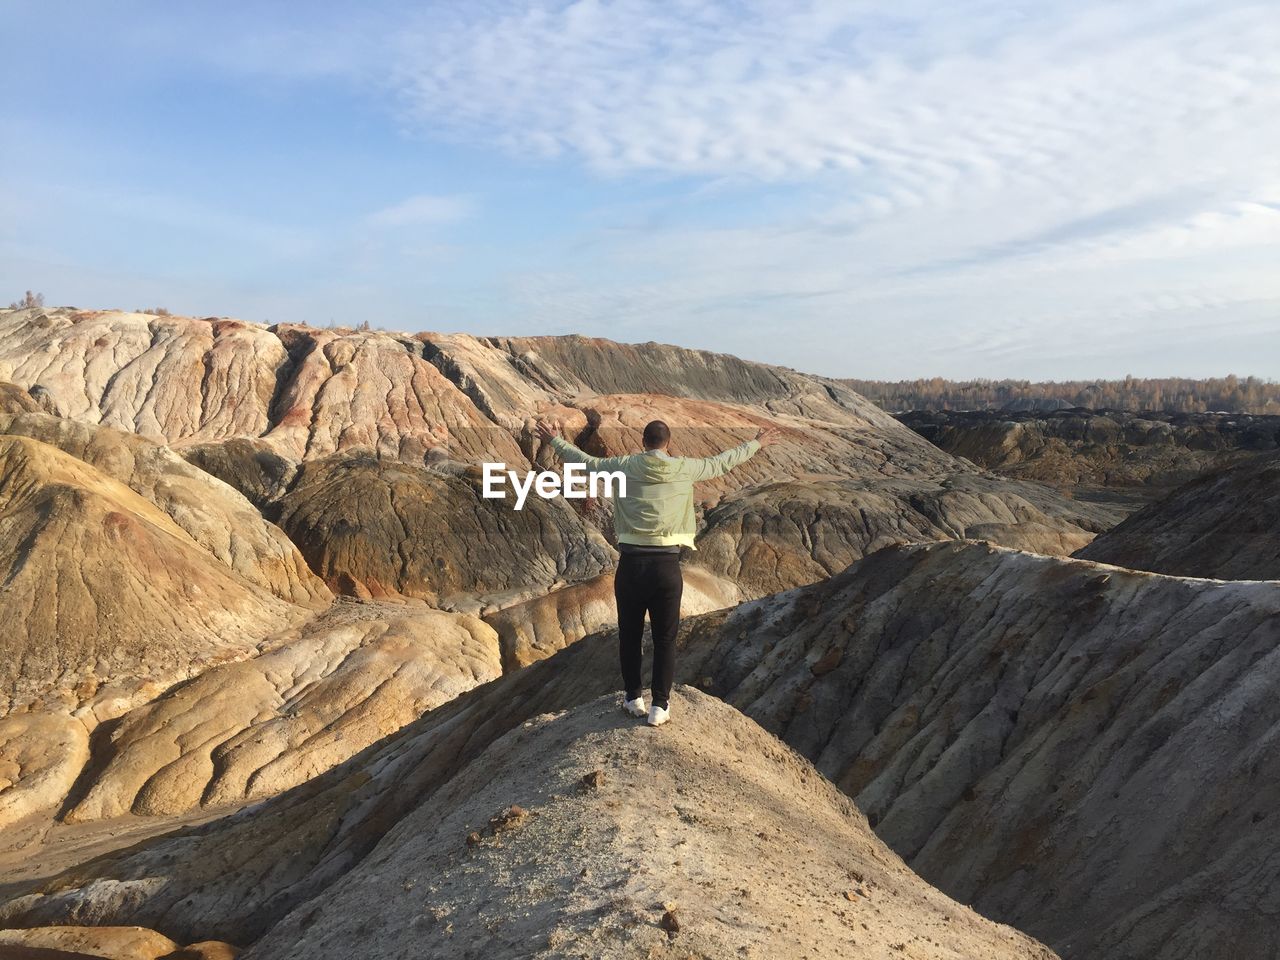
[2,0,1278,379]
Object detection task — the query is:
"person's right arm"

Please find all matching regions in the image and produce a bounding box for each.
[537,420,629,472]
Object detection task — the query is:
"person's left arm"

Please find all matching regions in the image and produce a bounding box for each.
[677,425,781,481]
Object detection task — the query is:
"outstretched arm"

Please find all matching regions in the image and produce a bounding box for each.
[537,420,625,471]
[680,425,781,482]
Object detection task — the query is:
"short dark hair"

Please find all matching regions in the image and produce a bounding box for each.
[642,420,670,449]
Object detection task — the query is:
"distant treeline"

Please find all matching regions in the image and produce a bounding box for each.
[845,376,1280,414]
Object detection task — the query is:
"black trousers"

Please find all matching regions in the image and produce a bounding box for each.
[614,551,683,709]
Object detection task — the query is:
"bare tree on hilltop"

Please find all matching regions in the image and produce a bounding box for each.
[8,290,44,309]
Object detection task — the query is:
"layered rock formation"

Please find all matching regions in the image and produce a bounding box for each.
[0,307,1112,597]
[8,543,1274,959]
[1076,451,1280,579]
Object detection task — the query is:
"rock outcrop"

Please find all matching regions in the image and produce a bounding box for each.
[9,543,1275,959]
[274,451,614,603]
[1076,451,1280,579]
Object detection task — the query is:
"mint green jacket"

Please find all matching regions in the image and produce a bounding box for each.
[548,436,761,548]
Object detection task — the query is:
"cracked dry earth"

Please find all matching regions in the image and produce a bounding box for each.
[242,690,1057,960]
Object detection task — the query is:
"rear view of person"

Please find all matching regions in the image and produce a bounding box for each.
[536,418,780,726]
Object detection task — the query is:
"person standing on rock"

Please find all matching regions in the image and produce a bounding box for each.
[536,418,780,727]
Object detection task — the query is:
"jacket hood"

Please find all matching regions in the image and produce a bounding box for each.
[628,450,683,482]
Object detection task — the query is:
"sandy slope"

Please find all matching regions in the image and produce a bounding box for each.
[242,689,1056,960]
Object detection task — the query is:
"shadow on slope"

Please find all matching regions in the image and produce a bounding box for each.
[1075,450,1280,579]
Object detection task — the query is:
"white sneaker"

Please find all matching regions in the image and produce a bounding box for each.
[647,704,670,727]
[623,696,647,718]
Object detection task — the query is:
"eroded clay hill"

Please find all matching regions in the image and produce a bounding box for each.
[273,450,613,604]
[0,411,330,608]
[1076,450,1280,579]
[0,433,304,715]
[65,602,502,822]
[247,691,1057,960]
[0,307,1115,605]
[7,542,1276,958]
[0,411,512,831]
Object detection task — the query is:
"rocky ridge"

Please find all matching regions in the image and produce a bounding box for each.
[5,542,1276,959]
[1076,450,1280,579]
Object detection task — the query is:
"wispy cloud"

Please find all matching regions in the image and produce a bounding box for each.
[5,1,1278,377]
[391,1,1280,188]
[377,0,1280,375]
[366,194,474,228]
